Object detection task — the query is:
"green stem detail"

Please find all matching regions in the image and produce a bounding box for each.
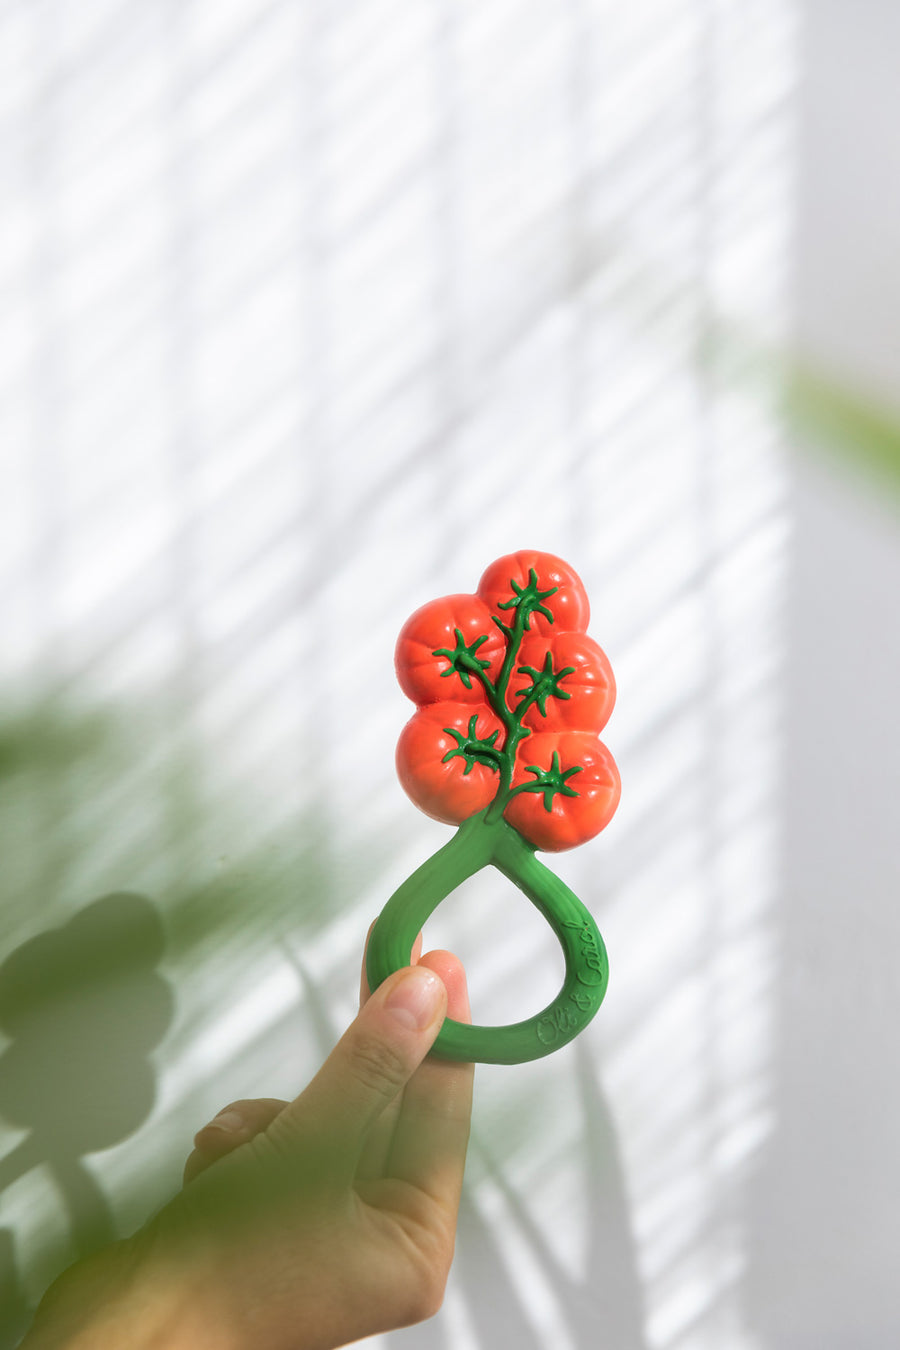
[433,569,583,823]
[366,811,608,1064]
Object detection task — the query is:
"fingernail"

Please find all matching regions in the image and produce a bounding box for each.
[384,967,444,1031]
[198,1109,244,1137]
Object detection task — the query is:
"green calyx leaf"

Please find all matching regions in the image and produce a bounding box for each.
[431,629,496,691]
[432,629,492,690]
[442,715,502,776]
[514,650,576,718]
[518,750,582,812]
[496,568,559,631]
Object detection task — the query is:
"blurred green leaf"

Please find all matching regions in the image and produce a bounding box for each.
[0,705,117,777]
[786,362,900,497]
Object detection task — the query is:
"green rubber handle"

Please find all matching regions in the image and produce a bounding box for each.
[366,810,608,1064]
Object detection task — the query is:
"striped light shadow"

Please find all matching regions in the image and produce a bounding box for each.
[564,15,794,1350]
[1,0,794,1344]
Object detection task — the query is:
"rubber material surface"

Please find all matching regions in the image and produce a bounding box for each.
[366,811,608,1064]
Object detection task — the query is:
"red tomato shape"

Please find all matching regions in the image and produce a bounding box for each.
[395,594,505,706]
[396,703,505,825]
[504,731,620,852]
[513,631,616,734]
[477,550,590,637]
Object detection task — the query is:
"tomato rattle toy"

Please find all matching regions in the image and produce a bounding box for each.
[366,551,620,1065]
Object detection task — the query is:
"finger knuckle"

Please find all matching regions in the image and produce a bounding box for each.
[415,1272,447,1323]
[389,1219,452,1325]
[400,1258,448,1325]
[348,1030,410,1099]
[218,1099,249,1113]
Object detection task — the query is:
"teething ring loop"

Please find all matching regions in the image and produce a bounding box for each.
[366,811,609,1065]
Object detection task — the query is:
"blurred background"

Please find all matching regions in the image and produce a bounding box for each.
[1,0,897,1346]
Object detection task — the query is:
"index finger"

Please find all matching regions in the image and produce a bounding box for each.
[355,922,424,1185]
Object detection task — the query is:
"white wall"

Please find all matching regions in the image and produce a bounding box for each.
[7,2,898,1347]
[745,2,900,1344]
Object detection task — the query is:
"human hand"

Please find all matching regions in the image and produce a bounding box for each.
[23,936,473,1350]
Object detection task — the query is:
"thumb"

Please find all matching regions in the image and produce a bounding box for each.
[271,965,448,1168]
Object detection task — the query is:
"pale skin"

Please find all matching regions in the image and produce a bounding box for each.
[22,934,474,1350]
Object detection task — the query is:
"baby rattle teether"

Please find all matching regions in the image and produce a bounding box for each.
[366,550,620,1064]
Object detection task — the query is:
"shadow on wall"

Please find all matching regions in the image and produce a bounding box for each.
[0,1228,29,1349]
[0,695,342,1345]
[0,894,173,1347]
[457,1041,645,1350]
